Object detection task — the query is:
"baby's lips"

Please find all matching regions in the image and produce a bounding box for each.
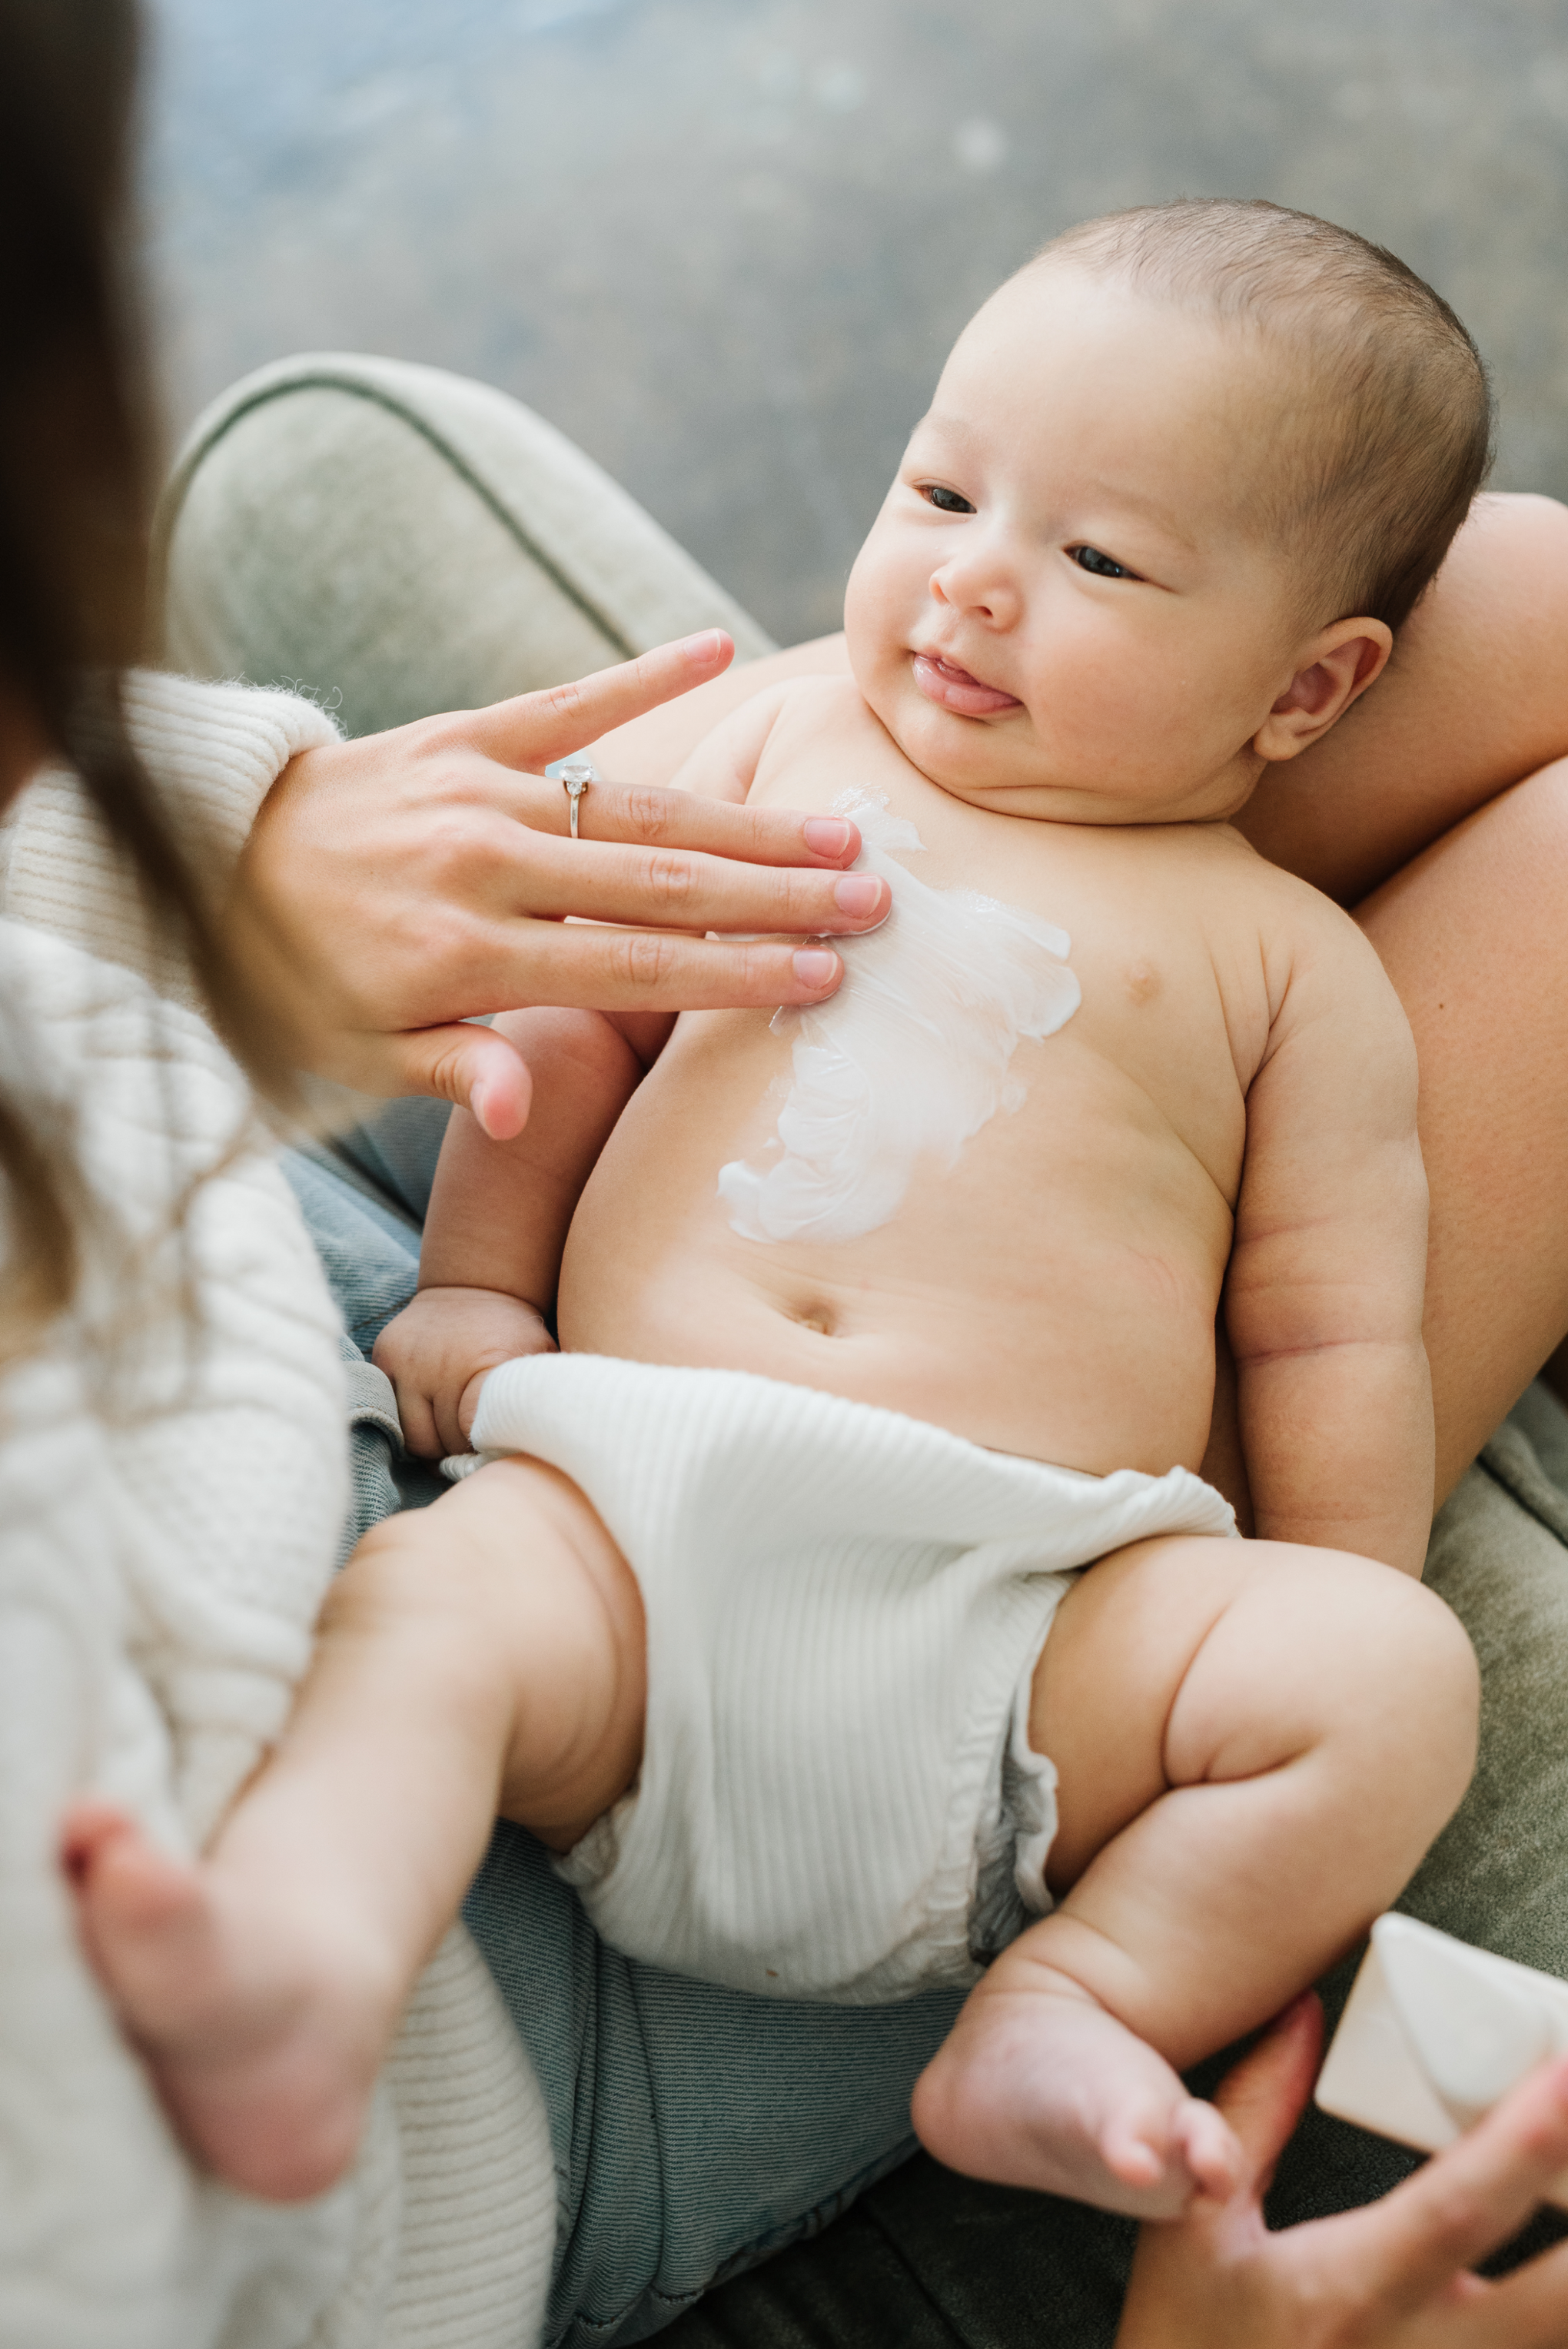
[912,650,1022,716]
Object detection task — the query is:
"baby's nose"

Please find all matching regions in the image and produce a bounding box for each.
[929,563,1014,625]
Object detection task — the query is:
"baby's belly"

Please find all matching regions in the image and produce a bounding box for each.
[557,1022,1228,1477]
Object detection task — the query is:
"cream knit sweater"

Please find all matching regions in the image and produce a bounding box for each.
[0,674,555,2349]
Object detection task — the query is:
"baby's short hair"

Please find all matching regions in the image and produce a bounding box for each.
[1039,199,1493,632]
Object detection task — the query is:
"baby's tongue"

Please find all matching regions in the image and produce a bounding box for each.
[913,652,1022,716]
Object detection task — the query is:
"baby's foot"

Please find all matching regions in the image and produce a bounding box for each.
[911,1979,1241,2221]
[61,1800,396,2202]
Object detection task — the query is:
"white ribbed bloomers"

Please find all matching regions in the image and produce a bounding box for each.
[463,1355,1236,2005]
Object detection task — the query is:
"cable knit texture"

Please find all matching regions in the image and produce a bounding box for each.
[0,674,341,1008]
[0,673,556,2349]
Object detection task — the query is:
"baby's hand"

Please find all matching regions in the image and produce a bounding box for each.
[372,1287,556,1459]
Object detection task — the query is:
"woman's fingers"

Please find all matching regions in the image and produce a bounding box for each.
[360,936,842,1099]
[1119,2019,1568,2349]
[1207,1995,1325,2195]
[358,929,843,1118]
[231,636,886,1091]
[1321,2053,1568,2318]
[460,632,736,769]
[457,927,845,1019]
[479,765,865,873]
[479,827,889,935]
[1483,2234,1568,2346]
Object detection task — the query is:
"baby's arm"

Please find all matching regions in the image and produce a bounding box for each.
[374,1006,668,1454]
[1225,902,1433,1576]
[374,687,798,1456]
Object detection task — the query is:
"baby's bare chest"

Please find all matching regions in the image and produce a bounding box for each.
[745,696,1274,1206]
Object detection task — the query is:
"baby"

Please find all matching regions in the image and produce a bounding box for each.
[67,199,1486,2220]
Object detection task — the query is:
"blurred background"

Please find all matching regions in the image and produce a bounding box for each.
[140,0,1568,647]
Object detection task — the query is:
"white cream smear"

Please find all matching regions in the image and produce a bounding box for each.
[719,791,1081,1244]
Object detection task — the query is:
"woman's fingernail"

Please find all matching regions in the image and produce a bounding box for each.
[833,874,883,917]
[679,630,724,662]
[792,949,839,986]
[803,817,853,856]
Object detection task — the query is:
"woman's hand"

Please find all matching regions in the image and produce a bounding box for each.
[230,630,889,1131]
[1117,1994,1568,2347]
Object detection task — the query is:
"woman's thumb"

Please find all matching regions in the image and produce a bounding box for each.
[380,1023,535,1139]
[1207,1994,1325,2198]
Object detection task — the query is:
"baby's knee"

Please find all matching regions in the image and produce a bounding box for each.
[326,1510,480,1649]
[1387,1575,1479,1786]
[1184,1550,1477,1816]
[1312,1565,1479,1824]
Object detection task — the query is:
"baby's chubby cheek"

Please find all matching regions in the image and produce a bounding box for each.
[842,544,922,735]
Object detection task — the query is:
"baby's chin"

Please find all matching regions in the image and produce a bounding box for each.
[866,675,1045,805]
[861,666,1248,825]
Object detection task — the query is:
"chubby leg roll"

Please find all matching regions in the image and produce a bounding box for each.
[912,1533,1480,2221]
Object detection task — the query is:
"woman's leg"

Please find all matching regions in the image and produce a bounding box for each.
[1186,491,1568,1503]
[1213,739,1568,1513]
[1235,491,1568,904]
[1358,755,1568,1496]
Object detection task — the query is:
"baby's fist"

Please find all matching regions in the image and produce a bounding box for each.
[372,1286,556,1460]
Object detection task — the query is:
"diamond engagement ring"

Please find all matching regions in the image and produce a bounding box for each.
[550,756,598,839]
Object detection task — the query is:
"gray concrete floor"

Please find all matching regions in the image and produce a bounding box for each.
[141,0,1568,648]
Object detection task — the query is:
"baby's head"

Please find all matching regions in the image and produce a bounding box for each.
[844,199,1491,825]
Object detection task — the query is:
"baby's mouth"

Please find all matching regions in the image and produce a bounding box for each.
[911,651,1022,717]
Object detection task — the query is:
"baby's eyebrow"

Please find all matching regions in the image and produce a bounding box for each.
[1077,475,1202,555]
[912,409,984,457]
[912,420,1203,557]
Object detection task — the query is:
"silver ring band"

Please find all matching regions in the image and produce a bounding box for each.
[553,756,597,840]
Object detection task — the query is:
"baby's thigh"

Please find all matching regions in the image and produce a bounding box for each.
[1032,1536,1477,1889]
[346,1456,647,1780]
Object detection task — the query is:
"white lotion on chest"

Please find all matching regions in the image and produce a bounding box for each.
[718,791,1081,1244]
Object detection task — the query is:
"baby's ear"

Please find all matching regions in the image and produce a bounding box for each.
[1254,619,1394,763]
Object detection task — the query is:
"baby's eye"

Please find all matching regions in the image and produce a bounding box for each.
[1071,543,1137,580]
[921,483,975,514]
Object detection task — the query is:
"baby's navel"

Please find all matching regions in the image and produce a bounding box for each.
[791,1300,839,1337]
[1124,959,1161,1005]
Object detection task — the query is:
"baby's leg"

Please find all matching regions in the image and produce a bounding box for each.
[63,1457,643,2200]
[912,1537,1479,2219]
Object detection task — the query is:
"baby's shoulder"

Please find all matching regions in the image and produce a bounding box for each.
[1134,826,1409,1081]
[747,674,903,803]
[1194,833,1414,1080]
[766,672,878,744]
[1179,822,1376,959]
